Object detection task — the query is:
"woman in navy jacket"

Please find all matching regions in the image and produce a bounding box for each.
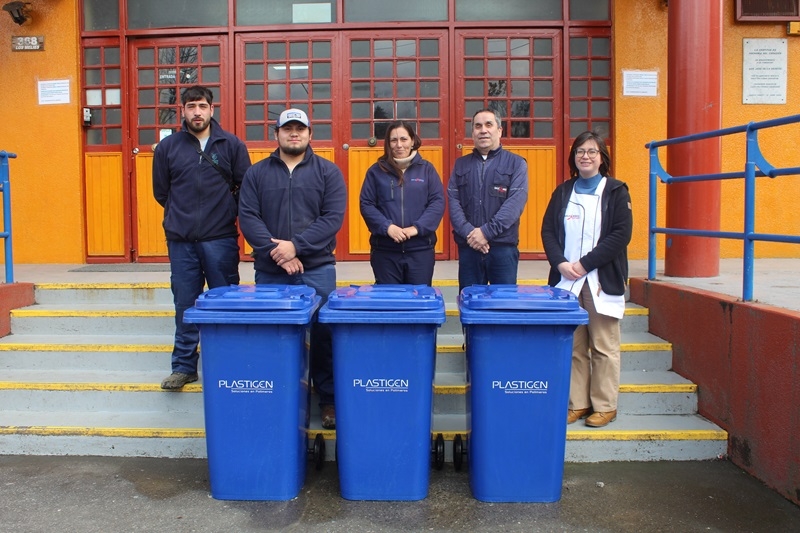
[359,121,445,285]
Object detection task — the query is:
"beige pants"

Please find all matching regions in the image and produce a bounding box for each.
[569,282,621,412]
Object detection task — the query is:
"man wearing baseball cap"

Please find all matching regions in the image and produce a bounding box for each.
[239,108,346,430]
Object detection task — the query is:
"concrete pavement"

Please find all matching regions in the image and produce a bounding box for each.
[2,455,800,532]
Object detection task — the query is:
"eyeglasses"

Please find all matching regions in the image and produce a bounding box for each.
[575,149,599,158]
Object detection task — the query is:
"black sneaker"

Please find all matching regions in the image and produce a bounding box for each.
[161,372,198,390]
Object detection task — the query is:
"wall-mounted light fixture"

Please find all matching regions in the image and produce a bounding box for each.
[3,1,31,25]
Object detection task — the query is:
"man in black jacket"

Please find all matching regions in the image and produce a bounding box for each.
[239,108,346,429]
[153,85,252,390]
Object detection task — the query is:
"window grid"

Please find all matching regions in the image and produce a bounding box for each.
[568,34,612,140]
[241,39,334,142]
[462,36,556,140]
[83,44,123,147]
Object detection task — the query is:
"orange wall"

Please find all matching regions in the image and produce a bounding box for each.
[0,0,84,263]
[1,1,799,264]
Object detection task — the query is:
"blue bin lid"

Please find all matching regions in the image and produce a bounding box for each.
[326,284,443,310]
[193,284,317,310]
[459,284,580,311]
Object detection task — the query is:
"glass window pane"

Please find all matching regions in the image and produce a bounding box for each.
[139,108,155,126]
[465,80,483,97]
[245,43,263,61]
[373,82,393,98]
[571,60,588,77]
[345,0,446,21]
[352,81,370,99]
[351,40,370,58]
[85,70,102,85]
[510,60,529,77]
[138,70,155,85]
[465,101,483,118]
[488,80,507,97]
[592,80,610,97]
[289,83,307,99]
[592,59,610,77]
[105,108,122,125]
[420,40,439,57]
[106,128,122,145]
[510,39,530,57]
[237,0,335,25]
[158,48,175,65]
[488,60,506,77]
[592,38,610,57]
[312,82,331,99]
[570,101,588,117]
[105,88,121,105]
[246,64,264,81]
[268,43,286,60]
[534,39,552,56]
[268,84,287,100]
[570,81,588,97]
[534,121,553,139]
[84,48,101,66]
[138,89,155,106]
[488,39,506,56]
[465,60,484,76]
[290,42,309,59]
[246,125,263,141]
[571,38,588,56]
[313,41,331,58]
[312,62,331,79]
[465,39,483,56]
[353,123,371,138]
[570,121,589,138]
[374,40,393,57]
[397,101,417,118]
[202,45,220,62]
[374,61,393,78]
[246,84,264,100]
[397,82,416,98]
[290,64,309,80]
[374,101,394,119]
[420,81,438,98]
[313,103,332,120]
[534,80,552,97]
[592,121,610,138]
[456,0,561,21]
[397,60,416,79]
[420,122,439,139]
[511,80,530,97]
[509,121,529,138]
[86,89,102,106]
[374,122,391,140]
[139,129,156,145]
[138,48,154,66]
[510,101,530,118]
[570,0,609,21]
[158,88,176,105]
[421,101,439,118]
[352,103,371,119]
[314,124,332,141]
[397,40,416,57]
[201,66,219,83]
[128,0,227,29]
[105,47,120,64]
[351,62,370,78]
[419,61,439,77]
[534,60,552,76]
[592,101,610,118]
[83,0,118,30]
[534,101,553,118]
[246,104,262,121]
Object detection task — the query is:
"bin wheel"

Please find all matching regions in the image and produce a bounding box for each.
[313,433,326,471]
[433,433,445,470]
[453,434,464,472]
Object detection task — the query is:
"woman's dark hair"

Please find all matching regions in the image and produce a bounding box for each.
[377,121,422,185]
[568,130,611,178]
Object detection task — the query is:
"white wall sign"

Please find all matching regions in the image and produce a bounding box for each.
[743,38,787,104]
[622,70,658,97]
[38,79,70,105]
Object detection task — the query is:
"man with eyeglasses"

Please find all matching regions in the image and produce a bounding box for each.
[447,108,529,291]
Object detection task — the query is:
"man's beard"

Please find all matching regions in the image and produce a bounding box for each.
[187,118,210,134]
[282,145,306,157]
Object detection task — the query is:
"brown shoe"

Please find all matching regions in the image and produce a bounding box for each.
[161,372,198,390]
[585,410,617,427]
[567,407,592,424]
[321,405,336,429]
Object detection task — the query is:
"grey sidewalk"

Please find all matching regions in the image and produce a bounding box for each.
[1,455,799,532]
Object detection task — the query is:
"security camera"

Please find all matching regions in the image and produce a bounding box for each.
[3,2,31,25]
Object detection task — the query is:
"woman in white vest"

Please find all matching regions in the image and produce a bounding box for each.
[541,131,633,428]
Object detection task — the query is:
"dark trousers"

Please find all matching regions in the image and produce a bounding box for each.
[255,263,336,406]
[369,248,436,286]
[167,238,240,375]
[456,243,519,292]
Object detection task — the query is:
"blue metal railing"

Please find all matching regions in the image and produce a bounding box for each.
[0,150,16,284]
[647,114,800,302]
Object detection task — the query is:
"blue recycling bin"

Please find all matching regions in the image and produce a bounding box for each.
[318,284,446,501]
[458,285,589,503]
[183,284,321,501]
